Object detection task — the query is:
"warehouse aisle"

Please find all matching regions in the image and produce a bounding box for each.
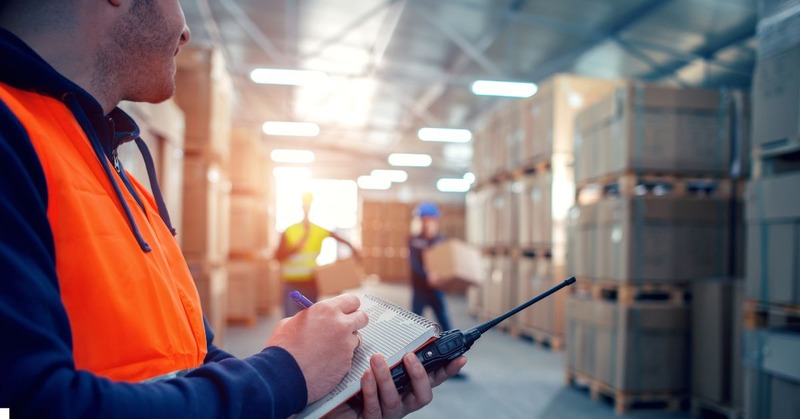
[224,281,692,419]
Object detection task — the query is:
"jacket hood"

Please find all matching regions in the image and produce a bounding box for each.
[0,28,177,248]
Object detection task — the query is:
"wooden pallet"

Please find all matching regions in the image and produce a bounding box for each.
[591,280,688,305]
[592,381,687,415]
[743,300,800,330]
[577,171,742,202]
[512,325,565,351]
[690,397,743,419]
[565,369,687,415]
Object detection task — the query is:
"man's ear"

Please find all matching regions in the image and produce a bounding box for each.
[108,0,122,6]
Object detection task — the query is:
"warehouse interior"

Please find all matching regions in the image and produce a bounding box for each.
[113,0,799,417]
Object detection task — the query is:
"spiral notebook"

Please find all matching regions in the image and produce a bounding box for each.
[296,294,441,419]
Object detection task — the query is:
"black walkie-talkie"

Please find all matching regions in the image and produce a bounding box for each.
[390,276,576,393]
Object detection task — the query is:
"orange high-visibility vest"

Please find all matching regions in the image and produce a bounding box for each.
[0,83,207,382]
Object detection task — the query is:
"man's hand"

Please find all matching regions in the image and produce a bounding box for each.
[266,295,369,404]
[327,353,468,419]
[427,272,445,288]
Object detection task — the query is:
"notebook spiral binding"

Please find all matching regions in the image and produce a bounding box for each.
[363,295,442,335]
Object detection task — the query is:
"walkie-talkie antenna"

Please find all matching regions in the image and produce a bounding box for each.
[469,276,576,335]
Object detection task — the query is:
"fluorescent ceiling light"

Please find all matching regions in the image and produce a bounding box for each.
[471,80,538,98]
[273,167,312,179]
[270,149,315,164]
[357,175,392,190]
[263,121,320,137]
[437,178,471,193]
[250,68,328,86]
[370,169,408,183]
[388,153,432,167]
[417,127,472,143]
[463,172,476,184]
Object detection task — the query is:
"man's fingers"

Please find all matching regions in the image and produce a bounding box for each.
[328,294,362,314]
[429,356,467,387]
[360,370,382,419]
[404,353,434,406]
[371,355,403,414]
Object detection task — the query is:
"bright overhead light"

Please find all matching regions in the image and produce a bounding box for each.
[463,172,476,184]
[370,169,408,183]
[437,178,471,193]
[357,175,392,190]
[471,80,538,98]
[263,121,320,137]
[270,149,315,164]
[273,167,312,179]
[388,153,432,167]
[417,127,472,143]
[250,68,328,86]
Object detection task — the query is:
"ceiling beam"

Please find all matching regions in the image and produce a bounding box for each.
[462,0,674,126]
[218,0,289,66]
[406,0,528,128]
[299,1,397,60]
[631,21,757,81]
[410,3,508,79]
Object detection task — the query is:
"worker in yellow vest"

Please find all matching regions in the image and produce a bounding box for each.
[274,192,360,316]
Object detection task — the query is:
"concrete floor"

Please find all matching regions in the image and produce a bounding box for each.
[223,281,693,419]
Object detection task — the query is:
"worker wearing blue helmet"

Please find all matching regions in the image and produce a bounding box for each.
[408,202,453,331]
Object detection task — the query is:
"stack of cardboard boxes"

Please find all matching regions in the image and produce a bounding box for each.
[173,43,233,341]
[468,74,619,346]
[565,83,748,414]
[226,126,279,325]
[743,1,800,417]
[361,201,465,284]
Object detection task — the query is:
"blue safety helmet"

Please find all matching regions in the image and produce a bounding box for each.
[414,202,441,218]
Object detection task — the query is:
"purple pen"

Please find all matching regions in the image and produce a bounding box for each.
[289,290,315,309]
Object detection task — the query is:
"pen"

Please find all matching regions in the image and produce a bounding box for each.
[289,290,315,309]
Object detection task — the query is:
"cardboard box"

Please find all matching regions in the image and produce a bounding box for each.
[575,84,733,183]
[314,258,364,296]
[422,239,485,287]
[745,172,800,305]
[227,260,258,324]
[229,126,262,193]
[565,296,595,375]
[187,260,227,345]
[256,258,281,314]
[569,203,600,280]
[174,44,232,163]
[691,279,741,404]
[521,74,620,163]
[752,4,800,153]
[743,329,800,419]
[229,194,260,256]
[597,197,737,283]
[181,155,231,263]
[592,302,689,393]
[483,256,513,317]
